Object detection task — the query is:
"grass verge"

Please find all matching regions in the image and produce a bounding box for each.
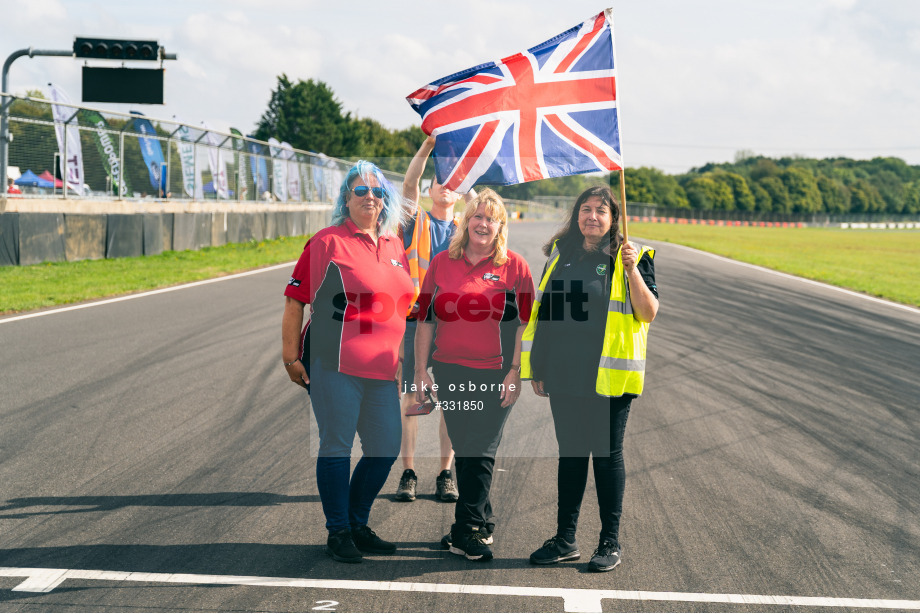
[629,223,920,307]
[0,235,309,314]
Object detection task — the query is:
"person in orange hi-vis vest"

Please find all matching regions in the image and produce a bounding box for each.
[395,136,476,504]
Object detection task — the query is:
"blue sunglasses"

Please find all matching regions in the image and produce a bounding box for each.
[352,185,385,198]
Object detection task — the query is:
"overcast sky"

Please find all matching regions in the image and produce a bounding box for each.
[3,0,919,174]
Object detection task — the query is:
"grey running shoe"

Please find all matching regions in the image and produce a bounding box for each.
[351,525,396,555]
[529,535,580,565]
[588,538,621,572]
[326,528,362,563]
[435,469,459,502]
[448,529,493,561]
[395,468,417,502]
[440,530,493,549]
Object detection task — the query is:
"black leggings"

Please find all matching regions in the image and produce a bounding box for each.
[432,360,513,537]
[549,393,631,544]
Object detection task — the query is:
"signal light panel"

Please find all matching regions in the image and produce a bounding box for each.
[74,37,160,61]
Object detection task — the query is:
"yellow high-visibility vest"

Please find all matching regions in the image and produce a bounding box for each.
[520,240,655,397]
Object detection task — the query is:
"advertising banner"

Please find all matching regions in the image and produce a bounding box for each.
[48,83,85,193]
[230,128,248,200]
[248,138,270,200]
[201,121,229,199]
[282,141,300,201]
[173,115,201,199]
[80,108,130,196]
[131,111,167,195]
[268,137,287,202]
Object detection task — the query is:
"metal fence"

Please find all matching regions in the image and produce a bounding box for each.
[2,93,405,204]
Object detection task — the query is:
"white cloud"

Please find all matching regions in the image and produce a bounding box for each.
[18,0,67,25]
[2,0,918,172]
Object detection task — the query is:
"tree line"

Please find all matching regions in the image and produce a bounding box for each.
[253,75,426,174]
[255,76,920,216]
[630,155,920,215]
[12,75,920,216]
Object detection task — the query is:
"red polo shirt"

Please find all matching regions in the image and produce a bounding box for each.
[284,218,415,380]
[417,249,534,369]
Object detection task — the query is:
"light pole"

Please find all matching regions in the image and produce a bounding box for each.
[2,40,177,205]
[1,47,73,204]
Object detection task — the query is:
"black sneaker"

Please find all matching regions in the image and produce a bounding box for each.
[435,470,459,502]
[448,529,493,561]
[325,528,362,563]
[351,525,396,555]
[588,538,620,572]
[440,530,493,549]
[395,469,417,502]
[529,535,580,565]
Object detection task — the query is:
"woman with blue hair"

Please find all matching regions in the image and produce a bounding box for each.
[282,160,415,563]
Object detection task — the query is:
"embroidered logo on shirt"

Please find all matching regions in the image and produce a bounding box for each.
[596,264,607,275]
[482,273,501,281]
[390,259,404,268]
[288,277,302,287]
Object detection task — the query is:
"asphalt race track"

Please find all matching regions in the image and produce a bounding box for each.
[1,221,918,613]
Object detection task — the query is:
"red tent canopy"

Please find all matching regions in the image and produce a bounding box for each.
[38,170,63,188]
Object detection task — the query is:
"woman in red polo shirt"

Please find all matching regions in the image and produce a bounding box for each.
[414,188,535,562]
[281,160,415,564]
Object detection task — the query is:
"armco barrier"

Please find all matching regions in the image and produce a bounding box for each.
[65,214,106,261]
[231,213,264,243]
[20,213,66,265]
[143,214,166,256]
[629,215,806,228]
[172,213,202,252]
[161,214,174,252]
[264,212,278,241]
[106,214,144,259]
[194,213,212,251]
[0,213,20,266]
[0,205,331,266]
[211,212,228,248]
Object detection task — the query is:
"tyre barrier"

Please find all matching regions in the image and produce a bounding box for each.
[628,216,918,229]
[628,215,806,228]
[0,208,332,266]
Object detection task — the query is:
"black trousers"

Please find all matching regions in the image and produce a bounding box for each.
[549,392,632,544]
[432,360,513,538]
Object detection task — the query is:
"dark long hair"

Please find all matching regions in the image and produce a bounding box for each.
[542,186,622,257]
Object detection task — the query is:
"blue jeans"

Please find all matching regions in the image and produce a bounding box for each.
[309,359,401,533]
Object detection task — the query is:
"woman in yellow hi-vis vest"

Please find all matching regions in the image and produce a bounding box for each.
[521,186,659,573]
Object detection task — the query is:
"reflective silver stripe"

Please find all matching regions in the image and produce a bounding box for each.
[521,340,533,352]
[407,249,418,260]
[549,246,560,262]
[598,356,645,372]
[608,298,633,315]
[418,256,429,270]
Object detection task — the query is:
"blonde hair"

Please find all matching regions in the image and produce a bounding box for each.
[448,187,509,266]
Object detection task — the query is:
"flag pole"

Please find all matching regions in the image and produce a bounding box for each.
[618,169,628,243]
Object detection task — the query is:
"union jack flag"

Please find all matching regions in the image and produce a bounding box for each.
[406,9,622,193]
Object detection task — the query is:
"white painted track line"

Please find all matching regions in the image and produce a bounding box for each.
[0,262,297,325]
[2,567,919,612]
